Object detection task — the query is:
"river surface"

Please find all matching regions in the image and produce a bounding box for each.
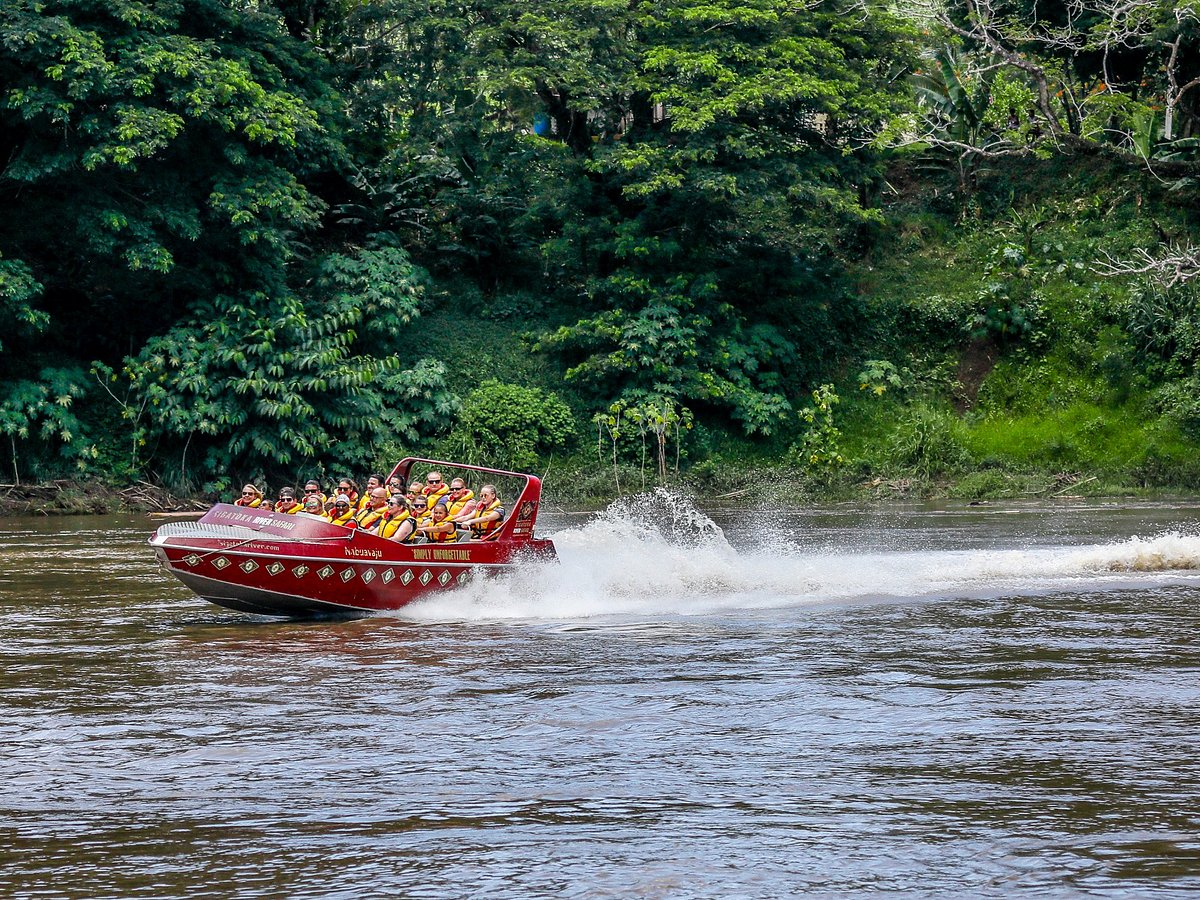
[1,496,1199,897]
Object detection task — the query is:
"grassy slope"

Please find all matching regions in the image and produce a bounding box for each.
[830,156,1200,499]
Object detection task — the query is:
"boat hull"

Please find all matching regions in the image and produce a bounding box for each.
[150,501,555,618]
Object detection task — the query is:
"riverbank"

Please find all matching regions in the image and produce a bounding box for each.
[0,463,1191,518]
[0,480,206,517]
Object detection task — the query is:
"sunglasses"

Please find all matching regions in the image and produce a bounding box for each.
[427,479,441,484]
[304,488,320,493]
[241,491,255,496]
[335,503,349,509]
[278,495,293,500]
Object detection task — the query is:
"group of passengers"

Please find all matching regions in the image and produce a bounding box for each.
[234,470,504,543]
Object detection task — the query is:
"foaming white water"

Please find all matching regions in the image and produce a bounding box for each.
[400,493,1200,623]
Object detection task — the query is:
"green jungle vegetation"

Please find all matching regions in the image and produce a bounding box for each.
[2,0,1200,508]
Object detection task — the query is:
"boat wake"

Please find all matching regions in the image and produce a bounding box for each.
[400,491,1200,623]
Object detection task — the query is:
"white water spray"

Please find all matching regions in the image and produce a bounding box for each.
[400,492,1200,623]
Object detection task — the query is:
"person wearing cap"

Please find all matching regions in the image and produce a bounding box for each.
[235,484,264,508]
[327,494,358,528]
[274,487,302,514]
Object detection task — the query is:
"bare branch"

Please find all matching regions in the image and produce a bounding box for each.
[1094,245,1200,288]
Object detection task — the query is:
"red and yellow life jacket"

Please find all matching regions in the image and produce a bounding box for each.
[235,496,263,508]
[424,519,458,543]
[422,483,449,508]
[445,490,475,518]
[378,510,411,540]
[471,498,504,538]
[328,509,358,528]
[355,506,386,531]
[275,500,303,515]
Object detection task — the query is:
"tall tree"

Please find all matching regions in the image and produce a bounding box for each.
[349,0,918,433]
[0,0,345,474]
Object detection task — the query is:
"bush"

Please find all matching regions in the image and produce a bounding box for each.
[886,403,969,477]
[442,379,576,472]
[949,469,1015,500]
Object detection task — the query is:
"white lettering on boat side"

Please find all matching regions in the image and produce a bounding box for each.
[211,509,298,532]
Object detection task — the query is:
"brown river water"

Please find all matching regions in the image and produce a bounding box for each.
[1,495,1198,897]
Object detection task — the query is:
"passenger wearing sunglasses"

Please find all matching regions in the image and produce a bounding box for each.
[379,495,416,542]
[355,487,389,531]
[445,478,476,520]
[327,494,358,528]
[274,488,303,515]
[302,480,327,509]
[409,496,431,533]
[458,484,504,540]
[300,495,325,518]
[333,478,360,513]
[235,484,264,508]
[421,472,449,508]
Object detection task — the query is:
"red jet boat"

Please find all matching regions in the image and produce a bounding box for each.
[149,458,556,618]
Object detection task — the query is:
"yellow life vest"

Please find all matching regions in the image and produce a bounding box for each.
[424,519,457,543]
[471,498,504,537]
[329,509,358,528]
[445,490,475,517]
[378,510,411,539]
[235,497,263,508]
[356,506,386,531]
[422,483,449,508]
[275,500,303,515]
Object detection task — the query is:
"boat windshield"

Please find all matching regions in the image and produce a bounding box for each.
[389,461,531,506]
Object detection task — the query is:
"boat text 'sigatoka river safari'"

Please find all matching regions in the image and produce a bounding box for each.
[149,458,556,618]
